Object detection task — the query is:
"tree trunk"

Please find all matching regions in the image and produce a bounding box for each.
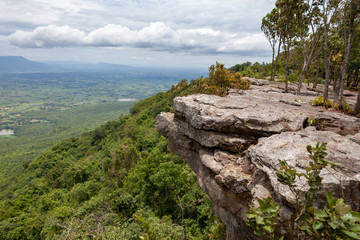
[297,58,314,94]
[323,33,330,99]
[177,196,188,240]
[313,59,320,89]
[333,69,338,94]
[339,31,355,104]
[297,66,307,94]
[355,89,360,114]
[297,23,320,94]
[339,1,357,104]
[271,45,275,82]
[274,39,282,80]
[323,1,330,100]
[284,46,289,93]
[351,69,359,88]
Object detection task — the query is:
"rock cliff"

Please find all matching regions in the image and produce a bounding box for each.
[155,82,360,240]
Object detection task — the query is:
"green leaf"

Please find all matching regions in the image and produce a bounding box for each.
[256,215,264,225]
[299,222,308,231]
[263,225,273,233]
[264,197,272,208]
[335,201,351,215]
[349,225,360,233]
[329,221,338,229]
[258,199,264,208]
[327,191,336,208]
[343,230,360,239]
[352,212,360,222]
[313,221,324,230]
[314,209,328,219]
[341,213,354,222]
[307,145,312,153]
[246,213,257,219]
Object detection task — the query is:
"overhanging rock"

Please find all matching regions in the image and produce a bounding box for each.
[155,86,360,240]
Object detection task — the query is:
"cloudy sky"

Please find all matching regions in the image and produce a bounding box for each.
[0,0,276,68]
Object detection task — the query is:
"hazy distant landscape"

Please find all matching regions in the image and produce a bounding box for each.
[0,56,206,188]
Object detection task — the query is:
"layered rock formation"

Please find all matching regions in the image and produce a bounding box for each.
[155,84,360,240]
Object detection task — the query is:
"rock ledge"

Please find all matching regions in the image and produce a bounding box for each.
[156,86,360,240]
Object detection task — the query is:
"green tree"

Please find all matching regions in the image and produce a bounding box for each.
[337,0,360,106]
[322,0,342,100]
[261,8,281,81]
[276,0,301,92]
[296,0,323,94]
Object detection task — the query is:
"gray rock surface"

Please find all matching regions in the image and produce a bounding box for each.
[247,127,360,206]
[155,84,360,240]
[242,77,270,86]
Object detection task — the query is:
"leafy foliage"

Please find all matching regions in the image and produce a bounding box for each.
[246,197,282,240]
[300,192,360,239]
[312,96,333,108]
[181,62,250,97]
[312,96,355,115]
[0,70,206,189]
[0,69,227,240]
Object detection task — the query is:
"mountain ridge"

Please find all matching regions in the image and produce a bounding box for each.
[0,56,140,74]
[0,56,57,73]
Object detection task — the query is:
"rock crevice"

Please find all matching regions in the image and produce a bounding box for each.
[156,86,360,239]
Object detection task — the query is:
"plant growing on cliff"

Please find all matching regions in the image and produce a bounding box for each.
[195,62,250,97]
[312,96,333,108]
[312,96,355,116]
[246,197,282,240]
[169,62,250,98]
[246,142,360,239]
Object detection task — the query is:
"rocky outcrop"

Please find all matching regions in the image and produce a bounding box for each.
[155,84,360,240]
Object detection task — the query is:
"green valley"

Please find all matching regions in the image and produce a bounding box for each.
[0,70,204,190]
[0,101,134,189]
[0,72,228,239]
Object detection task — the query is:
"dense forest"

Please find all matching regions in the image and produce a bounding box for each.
[0,64,251,239]
[0,70,204,194]
[0,102,134,189]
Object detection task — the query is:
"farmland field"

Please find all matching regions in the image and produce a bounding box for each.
[0,69,204,188]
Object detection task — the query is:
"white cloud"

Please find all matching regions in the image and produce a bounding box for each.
[0,0,101,29]
[1,0,276,66]
[9,25,86,48]
[9,22,270,55]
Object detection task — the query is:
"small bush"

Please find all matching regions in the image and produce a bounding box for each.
[312,96,332,108]
[288,72,300,82]
[195,62,250,97]
[339,99,352,114]
[170,62,250,97]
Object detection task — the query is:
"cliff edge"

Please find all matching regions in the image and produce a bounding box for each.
[155,83,360,240]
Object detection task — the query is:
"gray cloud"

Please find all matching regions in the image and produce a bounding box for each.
[1,0,276,66]
[9,22,270,56]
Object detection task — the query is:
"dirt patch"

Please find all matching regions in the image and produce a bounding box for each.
[0,129,14,136]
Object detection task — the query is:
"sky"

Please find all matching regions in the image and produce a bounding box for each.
[0,0,277,68]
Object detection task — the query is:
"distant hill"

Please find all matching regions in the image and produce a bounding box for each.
[0,56,207,75]
[44,61,139,72]
[0,56,58,73]
[0,56,140,74]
